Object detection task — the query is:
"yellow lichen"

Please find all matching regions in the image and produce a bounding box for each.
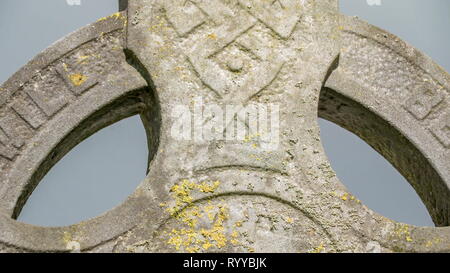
[285,217,294,224]
[243,133,261,143]
[424,238,442,248]
[62,231,81,252]
[207,33,217,40]
[310,243,325,253]
[202,241,214,250]
[111,12,122,19]
[97,12,123,22]
[62,232,72,244]
[198,181,221,193]
[164,179,250,252]
[230,239,240,246]
[77,55,90,64]
[69,74,87,86]
[166,204,232,252]
[338,192,359,202]
[394,224,414,242]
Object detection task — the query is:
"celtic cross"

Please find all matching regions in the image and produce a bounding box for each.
[0,0,448,253]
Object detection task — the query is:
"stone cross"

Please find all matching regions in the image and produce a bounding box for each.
[0,0,448,253]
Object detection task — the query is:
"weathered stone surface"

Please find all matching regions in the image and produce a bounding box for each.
[0,0,448,253]
[322,16,450,227]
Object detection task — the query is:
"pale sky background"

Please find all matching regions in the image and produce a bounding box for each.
[0,0,448,227]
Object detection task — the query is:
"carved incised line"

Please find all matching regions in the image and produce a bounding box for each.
[431,113,450,148]
[164,0,298,139]
[164,0,206,37]
[0,108,29,162]
[0,126,22,161]
[194,165,289,176]
[165,0,300,104]
[56,64,99,96]
[0,31,124,163]
[238,0,302,39]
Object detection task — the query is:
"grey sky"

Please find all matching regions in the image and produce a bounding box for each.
[0,0,448,227]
